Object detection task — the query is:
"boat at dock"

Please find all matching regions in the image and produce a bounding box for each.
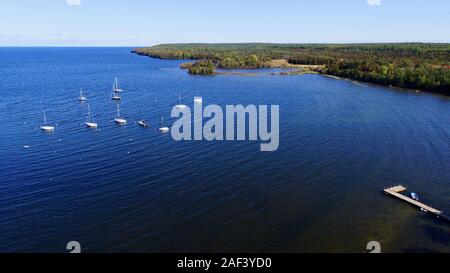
[383,185,448,223]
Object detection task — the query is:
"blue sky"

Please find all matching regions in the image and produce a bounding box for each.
[0,0,449,46]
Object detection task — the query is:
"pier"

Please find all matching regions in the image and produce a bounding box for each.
[383,185,450,223]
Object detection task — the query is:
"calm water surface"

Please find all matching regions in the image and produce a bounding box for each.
[0,48,449,252]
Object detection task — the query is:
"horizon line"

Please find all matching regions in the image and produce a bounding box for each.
[1,41,450,48]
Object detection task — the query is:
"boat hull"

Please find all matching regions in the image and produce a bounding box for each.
[115,118,127,125]
[40,126,55,132]
[85,122,98,128]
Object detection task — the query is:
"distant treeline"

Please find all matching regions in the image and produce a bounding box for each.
[133,43,450,95]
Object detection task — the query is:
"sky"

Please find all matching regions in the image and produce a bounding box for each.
[0,0,449,46]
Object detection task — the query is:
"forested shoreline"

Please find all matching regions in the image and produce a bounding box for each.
[133,43,450,95]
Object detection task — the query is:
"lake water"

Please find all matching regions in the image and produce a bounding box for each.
[0,47,449,253]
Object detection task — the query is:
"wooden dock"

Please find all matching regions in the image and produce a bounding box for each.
[383,185,449,222]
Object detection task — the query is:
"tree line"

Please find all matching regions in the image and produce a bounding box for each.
[133,43,450,95]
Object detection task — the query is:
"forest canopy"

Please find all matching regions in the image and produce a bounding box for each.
[133,43,450,95]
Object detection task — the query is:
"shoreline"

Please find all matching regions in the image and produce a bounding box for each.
[132,50,449,97]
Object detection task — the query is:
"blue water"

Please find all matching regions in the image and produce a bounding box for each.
[0,48,449,253]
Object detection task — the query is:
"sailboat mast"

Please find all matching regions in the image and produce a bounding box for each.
[43,111,47,124]
[117,103,120,117]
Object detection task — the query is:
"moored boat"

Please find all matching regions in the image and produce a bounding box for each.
[114,103,127,125]
[40,111,55,132]
[78,89,87,101]
[85,104,98,128]
[138,120,149,128]
[159,116,169,132]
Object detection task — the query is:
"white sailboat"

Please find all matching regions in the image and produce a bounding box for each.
[159,116,169,132]
[111,91,121,100]
[78,88,87,101]
[114,103,127,125]
[113,77,123,93]
[40,111,55,132]
[176,94,187,109]
[85,104,98,128]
